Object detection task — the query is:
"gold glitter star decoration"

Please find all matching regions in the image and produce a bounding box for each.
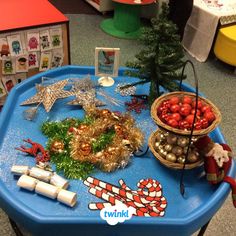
[67,89,105,107]
[21,79,75,113]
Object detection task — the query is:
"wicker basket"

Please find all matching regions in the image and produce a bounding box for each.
[151,91,222,137]
[148,129,203,170]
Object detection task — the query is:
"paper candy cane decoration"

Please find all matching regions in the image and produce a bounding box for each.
[84,177,167,217]
[17,175,77,207]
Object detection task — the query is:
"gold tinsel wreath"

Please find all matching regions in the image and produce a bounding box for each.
[69,106,144,172]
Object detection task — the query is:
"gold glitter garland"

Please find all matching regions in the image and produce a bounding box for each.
[69,107,144,172]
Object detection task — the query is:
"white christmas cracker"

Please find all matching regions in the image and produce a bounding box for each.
[17,175,37,191]
[17,175,77,207]
[29,167,52,182]
[11,165,30,176]
[11,165,69,189]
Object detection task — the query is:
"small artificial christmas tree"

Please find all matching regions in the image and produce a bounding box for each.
[125,3,186,105]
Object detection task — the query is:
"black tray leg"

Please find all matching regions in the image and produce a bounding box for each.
[8,217,24,236]
[197,220,211,236]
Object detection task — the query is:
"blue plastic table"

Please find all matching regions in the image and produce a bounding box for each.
[0,66,235,236]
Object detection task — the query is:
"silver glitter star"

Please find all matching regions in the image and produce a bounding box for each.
[21,80,74,112]
[68,89,105,107]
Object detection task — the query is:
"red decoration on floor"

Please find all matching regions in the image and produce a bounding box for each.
[15,138,50,163]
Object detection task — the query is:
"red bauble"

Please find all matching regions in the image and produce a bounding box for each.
[162,100,171,108]
[183,96,192,104]
[158,105,168,114]
[167,118,179,128]
[194,120,202,130]
[192,100,203,110]
[171,112,182,121]
[170,104,180,113]
[185,114,195,125]
[191,109,201,116]
[169,96,180,105]
[179,105,191,116]
[179,120,190,130]
[204,111,216,123]
[201,105,212,113]
[200,118,209,128]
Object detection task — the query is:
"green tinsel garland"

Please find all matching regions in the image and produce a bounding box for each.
[92,130,115,153]
[41,116,115,179]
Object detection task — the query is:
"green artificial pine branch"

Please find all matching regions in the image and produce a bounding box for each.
[41,117,95,179]
[124,3,186,105]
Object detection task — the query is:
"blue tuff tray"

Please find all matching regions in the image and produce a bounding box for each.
[0,66,235,236]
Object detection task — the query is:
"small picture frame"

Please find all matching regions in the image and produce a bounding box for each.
[51,49,64,68]
[27,31,40,52]
[95,47,120,87]
[28,52,39,69]
[40,30,52,52]
[39,51,52,71]
[16,54,29,73]
[2,57,16,75]
[7,34,23,56]
[14,73,27,84]
[0,81,7,98]
[1,75,16,93]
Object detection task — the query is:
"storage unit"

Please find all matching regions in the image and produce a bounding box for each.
[85,0,158,18]
[85,0,114,13]
[0,0,70,107]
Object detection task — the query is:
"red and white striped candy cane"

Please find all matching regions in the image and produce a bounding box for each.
[84,177,167,217]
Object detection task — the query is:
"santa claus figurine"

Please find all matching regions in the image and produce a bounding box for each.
[194,136,236,207]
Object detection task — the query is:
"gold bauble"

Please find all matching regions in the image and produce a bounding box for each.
[177,156,186,164]
[158,148,168,158]
[114,124,123,135]
[177,137,188,147]
[166,153,177,162]
[154,141,161,150]
[80,142,92,155]
[107,147,116,154]
[155,132,164,142]
[187,151,200,163]
[50,140,64,153]
[164,144,173,152]
[77,124,89,132]
[166,134,177,145]
[100,109,111,116]
[172,146,183,156]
